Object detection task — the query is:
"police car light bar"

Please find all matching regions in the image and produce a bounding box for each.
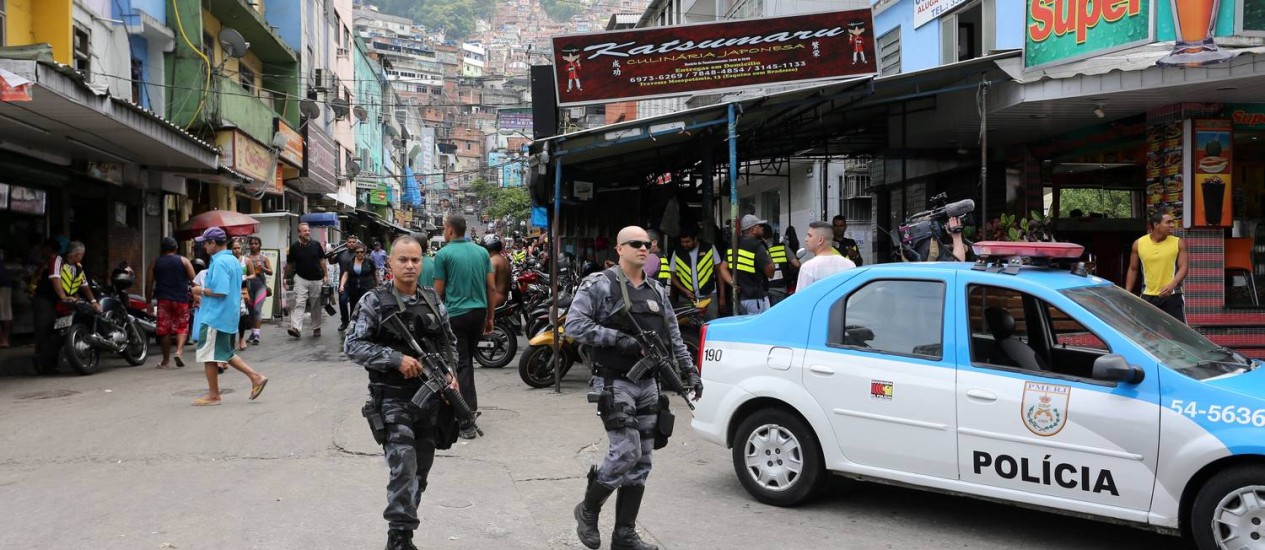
[971,241,1087,276]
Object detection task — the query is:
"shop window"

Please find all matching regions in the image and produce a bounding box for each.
[828,279,945,359]
[239,64,257,95]
[878,28,901,76]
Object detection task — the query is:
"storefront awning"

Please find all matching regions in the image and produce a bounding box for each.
[535,52,1020,188]
[0,59,219,170]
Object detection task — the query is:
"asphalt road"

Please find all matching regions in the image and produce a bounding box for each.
[0,323,1187,549]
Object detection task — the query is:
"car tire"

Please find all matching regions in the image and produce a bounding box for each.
[1189,465,1265,550]
[732,408,825,507]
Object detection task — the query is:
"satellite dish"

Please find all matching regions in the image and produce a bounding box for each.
[345,159,361,178]
[218,28,250,59]
[353,105,368,121]
[330,98,350,120]
[299,99,320,120]
[384,125,399,138]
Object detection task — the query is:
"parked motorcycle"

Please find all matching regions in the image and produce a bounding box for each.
[56,273,149,374]
[473,302,520,369]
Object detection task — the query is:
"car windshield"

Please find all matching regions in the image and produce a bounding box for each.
[1062,285,1256,380]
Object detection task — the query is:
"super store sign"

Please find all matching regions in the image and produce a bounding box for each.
[1025,0,1151,69]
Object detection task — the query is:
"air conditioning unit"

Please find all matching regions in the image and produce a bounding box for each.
[336,47,349,58]
[313,69,329,92]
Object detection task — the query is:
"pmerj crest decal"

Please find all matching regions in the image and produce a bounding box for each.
[1022,381,1070,436]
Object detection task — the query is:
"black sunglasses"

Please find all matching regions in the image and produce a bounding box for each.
[621,240,652,249]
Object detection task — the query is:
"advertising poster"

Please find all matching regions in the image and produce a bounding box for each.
[1025,0,1153,69]
[551,9,877,106]
[1145,121,1185,224]
[261,249,279,319]
[1191,119,1233,227]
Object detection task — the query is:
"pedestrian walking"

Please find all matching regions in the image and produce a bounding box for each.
[433,214,495,417]
[339,243,377,324]
[796,221,856,290]
[669,225,733,320]
[1126,212,1189,322]
[237,282,252,351]
[730,215,775,315]
[344,235,467,550]
[244,236,271,344]
[567,226,702,550]
[370,241,388,272]
[285,222,328,338]
[190,227,268,406]
[147,237,196,368]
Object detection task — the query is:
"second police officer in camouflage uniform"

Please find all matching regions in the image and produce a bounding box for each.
[344,235,467,550]
[567,226,703,550]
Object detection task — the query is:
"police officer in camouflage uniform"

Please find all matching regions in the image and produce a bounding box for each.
[345,235,465,550]
[568,226,703,550]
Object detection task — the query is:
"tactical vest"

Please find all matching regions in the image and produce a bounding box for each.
[591,269,671,375]
[656,255,671,283]
[367,286,448,390]
[672,243,717,296]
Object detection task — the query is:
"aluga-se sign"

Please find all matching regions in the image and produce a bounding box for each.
[1025,0,1153,69]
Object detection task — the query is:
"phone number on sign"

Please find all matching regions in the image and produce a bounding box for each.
[1169,400,1265,426]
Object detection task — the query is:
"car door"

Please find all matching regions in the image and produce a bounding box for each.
[802,272,958,479]
[955,279,1160,513]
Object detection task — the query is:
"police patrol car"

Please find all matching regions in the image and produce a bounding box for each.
[692,242,1265,549]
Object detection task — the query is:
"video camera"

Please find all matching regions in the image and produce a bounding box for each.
[324,241,351,261]
[891,193,975,262]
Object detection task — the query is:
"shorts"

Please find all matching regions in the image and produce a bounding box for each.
[156,299,191,336]
[195,325,236,364]
[0,287,12,321]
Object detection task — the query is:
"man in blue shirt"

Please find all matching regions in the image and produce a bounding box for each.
[191,227,269,406]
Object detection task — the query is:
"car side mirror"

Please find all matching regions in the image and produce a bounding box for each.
[1092,354,1145,384]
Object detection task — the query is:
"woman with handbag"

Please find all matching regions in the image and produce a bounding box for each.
[338,244,377,332]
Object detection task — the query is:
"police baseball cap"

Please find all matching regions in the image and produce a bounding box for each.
[194,227,227,243]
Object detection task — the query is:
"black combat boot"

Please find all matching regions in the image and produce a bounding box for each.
[611,485,658,550]
[575,467,614,549]
[385,528,418,550]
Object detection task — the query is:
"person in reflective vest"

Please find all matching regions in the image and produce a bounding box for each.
[643,230,672,285]
[32,241,99,374]
[669,225,732,319]
[761,223,800,305]
[729,215,776,315]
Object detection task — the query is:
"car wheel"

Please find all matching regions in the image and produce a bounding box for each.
[732,408,824,507]
[1190,465,1265,550]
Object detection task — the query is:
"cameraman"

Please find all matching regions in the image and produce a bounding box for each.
[937,217,968,262]
[329,234,360,332]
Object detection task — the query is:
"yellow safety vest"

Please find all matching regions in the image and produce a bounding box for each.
[727,248,757,274]
[60,262,85,296]
[767,244,789,283]
[511,250,527,263]
[656,255,671,282]
[672,245,717,295]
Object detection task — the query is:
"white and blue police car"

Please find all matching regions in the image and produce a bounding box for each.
[692,242,1265,549]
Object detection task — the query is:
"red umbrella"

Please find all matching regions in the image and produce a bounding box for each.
[176,210,260,240]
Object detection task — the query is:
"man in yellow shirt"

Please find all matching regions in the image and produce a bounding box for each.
[1125,212,1189,322]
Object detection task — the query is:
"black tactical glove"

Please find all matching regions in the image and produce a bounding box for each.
[688,372,703,400]
[615,335,641,357]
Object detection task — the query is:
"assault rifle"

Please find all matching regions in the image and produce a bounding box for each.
[382,312,483,437]
[618,311,697,412]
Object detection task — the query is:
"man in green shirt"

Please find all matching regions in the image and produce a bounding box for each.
[433,214,496,419]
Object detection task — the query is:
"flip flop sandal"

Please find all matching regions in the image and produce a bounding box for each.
[249,378,269,401]
[192,397,221,406]
[174,357,185,368]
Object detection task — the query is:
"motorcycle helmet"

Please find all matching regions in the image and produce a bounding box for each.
[482,234,503,252]
[111,269,135,291]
